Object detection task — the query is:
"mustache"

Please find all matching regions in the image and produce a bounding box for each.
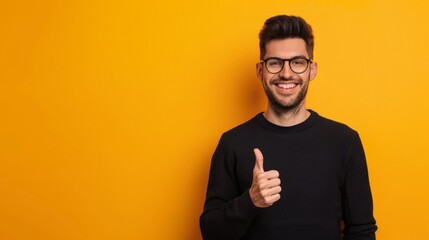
[279,76,295,81]
[270,76,302,84]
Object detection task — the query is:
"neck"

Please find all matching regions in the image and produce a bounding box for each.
[263,103,310,127]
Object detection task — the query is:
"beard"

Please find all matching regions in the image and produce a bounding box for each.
[262,76,309,114]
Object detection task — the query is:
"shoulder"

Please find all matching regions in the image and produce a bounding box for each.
[218,114,262,145]
[313,111,360,140]
[312,112,365,159]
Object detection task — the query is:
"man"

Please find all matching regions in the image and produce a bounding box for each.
[200,15,377,240]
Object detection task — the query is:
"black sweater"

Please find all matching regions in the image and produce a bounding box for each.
[200,110,377,240]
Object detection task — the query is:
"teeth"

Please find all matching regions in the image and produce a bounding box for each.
[278,83,296,89]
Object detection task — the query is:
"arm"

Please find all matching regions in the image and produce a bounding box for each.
[200,191,260,240]
[200,135,260,240]
[342,132,378,240]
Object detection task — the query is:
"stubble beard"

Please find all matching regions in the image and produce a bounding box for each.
[263,77,309,115]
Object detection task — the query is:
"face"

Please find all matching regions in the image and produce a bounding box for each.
[256,38,317,114]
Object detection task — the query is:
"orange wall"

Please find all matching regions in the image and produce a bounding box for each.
[1,1,428,239]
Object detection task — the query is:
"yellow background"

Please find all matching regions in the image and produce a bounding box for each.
[1,0,428,239]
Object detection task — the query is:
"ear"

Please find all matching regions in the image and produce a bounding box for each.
[309,61,318,81]
[256,62,263,80]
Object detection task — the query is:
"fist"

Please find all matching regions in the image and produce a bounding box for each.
[249,148,282,208]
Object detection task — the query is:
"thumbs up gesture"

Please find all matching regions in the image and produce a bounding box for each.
[249,148,282,208]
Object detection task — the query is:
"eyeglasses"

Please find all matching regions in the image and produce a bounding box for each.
[260,56,312,74]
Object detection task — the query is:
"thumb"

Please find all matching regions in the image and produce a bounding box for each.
[253,148,264,173]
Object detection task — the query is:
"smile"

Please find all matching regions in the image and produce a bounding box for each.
[276,83,297,89]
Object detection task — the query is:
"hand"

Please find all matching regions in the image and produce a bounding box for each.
[249,148,282,208]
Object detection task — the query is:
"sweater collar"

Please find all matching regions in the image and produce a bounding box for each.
[255,109,318,133]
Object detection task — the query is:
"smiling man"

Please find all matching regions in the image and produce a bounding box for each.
[200,15,377,240]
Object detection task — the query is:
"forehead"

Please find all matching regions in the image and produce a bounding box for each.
[264,38,308,59]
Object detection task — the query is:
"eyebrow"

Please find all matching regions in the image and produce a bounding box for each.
[264,55,310,60]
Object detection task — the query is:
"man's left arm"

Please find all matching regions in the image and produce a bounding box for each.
[342,131,377,240]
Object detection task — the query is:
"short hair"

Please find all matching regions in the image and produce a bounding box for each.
[259,15,314,60]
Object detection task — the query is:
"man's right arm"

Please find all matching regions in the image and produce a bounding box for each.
[200,135,259,239]
[200,137,281,240]
[200,190,260,240]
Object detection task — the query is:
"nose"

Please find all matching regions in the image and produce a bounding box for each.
[278,61,294,79]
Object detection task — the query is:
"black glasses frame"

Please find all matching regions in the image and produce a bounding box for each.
[260,56,313,74]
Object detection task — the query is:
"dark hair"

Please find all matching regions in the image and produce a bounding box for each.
[259,15,314,60]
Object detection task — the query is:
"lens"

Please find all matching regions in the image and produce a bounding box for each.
[290,57,308,74]
[266,58,283,74]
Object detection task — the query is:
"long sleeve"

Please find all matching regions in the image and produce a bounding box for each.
[200,112,377,239]
[342,132,377,240]
[200,135,260,240]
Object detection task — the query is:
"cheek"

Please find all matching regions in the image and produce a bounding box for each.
[298,72,311,82]
[263,75,276,85]
[261,74,273,88]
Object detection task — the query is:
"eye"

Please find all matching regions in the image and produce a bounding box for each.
[291,58,306,66]
[267,59,282,66]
